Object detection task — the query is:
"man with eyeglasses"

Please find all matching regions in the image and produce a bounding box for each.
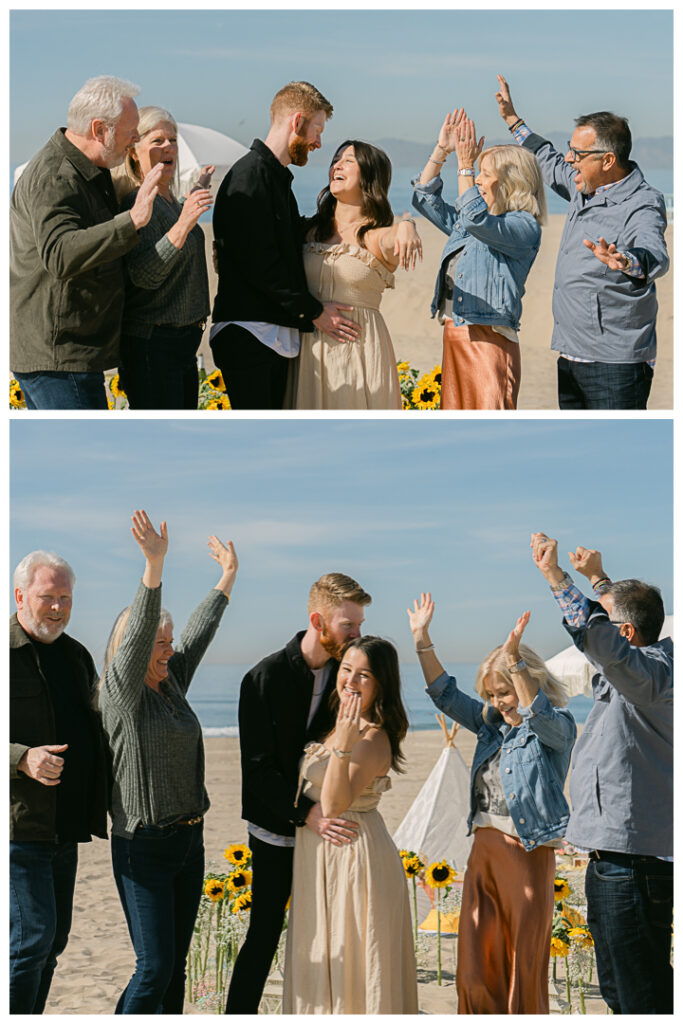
[496,77,669,409]
[530,532,672,1015]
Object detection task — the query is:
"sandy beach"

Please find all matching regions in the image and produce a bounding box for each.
[197,215,673,411]
[45,727,606,1015]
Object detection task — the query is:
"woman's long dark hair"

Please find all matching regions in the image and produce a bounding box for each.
[308,140,393,247]
[329,635,408,773]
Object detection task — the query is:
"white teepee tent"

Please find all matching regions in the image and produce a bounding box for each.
[393,714,473,871]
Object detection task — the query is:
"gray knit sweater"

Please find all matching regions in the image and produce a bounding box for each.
[100,582,228,838]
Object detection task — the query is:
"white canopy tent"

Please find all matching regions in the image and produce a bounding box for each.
[13,123,248,193]
[547,614,674,697]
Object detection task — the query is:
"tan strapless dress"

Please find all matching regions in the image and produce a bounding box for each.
[282,743,418,1014]
[289,243,402,410]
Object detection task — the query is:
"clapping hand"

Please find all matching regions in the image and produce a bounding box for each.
[568,545,605,582]
[195,165,215,190]
[131,509,168,564]
[437,108,465,155]
[502,611,530,659]
[495,74,519,125]
[453,113,485,169]
[584,237,631,272]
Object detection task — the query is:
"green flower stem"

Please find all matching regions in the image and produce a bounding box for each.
[565,956,571,1011]
[412,878,418,951]
[579,976,586,1014]
[552,956,557,983]
[437,890,442,986]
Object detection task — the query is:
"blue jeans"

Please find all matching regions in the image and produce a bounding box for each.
[112,822,204,1014]
[119,324,202,409]
[585,852,673,1013]
[10,840,79,1014]
[557,356,653,409]
[14,371,109,410]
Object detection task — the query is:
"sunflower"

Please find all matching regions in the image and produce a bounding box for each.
[550,936,569,957]
[203,877,225,902]
[402,856,423,879]
[108,374,126,398]
[231,889,253,915]
[226,868,253,893]
[425,860,455,888]
[396,361,411,377]
[427,365,442,388]
[9,380,25,408]
[206,369,226,392]
[554,877,571,902]
[568,926,594,949]
[399,849,410,859]
[224,842,251,866]
[205,395,232,410]
[411,376,440,410]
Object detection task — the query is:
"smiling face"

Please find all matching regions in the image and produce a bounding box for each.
[145,623,174,689]
[288,109,327,166]
[475,155,500,211]
[134,120,178,187]
[336,646,378,715]
[317,599,365,661]
[98,96,140,169]
[565,125,611,194]
[329,145,362,201]
[483,672,522,726]
[16,565,73,643]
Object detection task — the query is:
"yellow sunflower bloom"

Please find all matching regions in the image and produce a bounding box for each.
[425,860,455,888]
[9,380,26,408]
[550,936,570,957]
[554,877,571,901]
[203,878,225,902]
[224,843,251,866]
[427,365,442,388]
[399,849,410,859]
[226,868,253,893]
[206,369,226,392]
[568,926,594,949]
[411,377,440,410]
[396,361,411,378]
[402,856,423,879]
[109,374,126,398]
[205,395,232,410]
[231,889,253,915]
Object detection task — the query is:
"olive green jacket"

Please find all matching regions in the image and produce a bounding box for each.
[9,614,109,842]
[10,129,140,373]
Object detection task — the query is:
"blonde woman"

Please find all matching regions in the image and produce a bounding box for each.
[408,594,576,1013]
[413,109,546,408]
[112,107,214,409]
[99,510,237,1013]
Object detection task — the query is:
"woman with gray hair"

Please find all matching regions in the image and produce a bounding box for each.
[99,510,237,1014]
[112,107,214,409]
[413,109,546,409]
[408,594,576,1013]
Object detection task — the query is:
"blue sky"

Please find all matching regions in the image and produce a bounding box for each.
[10,7,673,165]
[10,418,672,670]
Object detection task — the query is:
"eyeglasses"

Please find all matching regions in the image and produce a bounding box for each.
[566,142,609,162]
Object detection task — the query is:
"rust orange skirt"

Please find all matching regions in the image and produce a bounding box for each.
[456,827,555,1014]
[442,322,521,410]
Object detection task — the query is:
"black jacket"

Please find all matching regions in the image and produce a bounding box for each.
[9,615,110,841]
[211,139,323,331]
[238,632,336,836]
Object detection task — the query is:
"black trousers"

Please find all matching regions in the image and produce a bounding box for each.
[210,324,289,410]
[224,835,294,1014]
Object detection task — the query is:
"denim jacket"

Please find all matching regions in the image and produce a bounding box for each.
[427,672,576,851]
[411,178,541,330]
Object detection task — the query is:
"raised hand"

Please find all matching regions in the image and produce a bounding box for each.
[530,532,558,572]
[568,545,605,583]
[131,509,168,564]
[334,691,365,751]
[407,592,435,636]
[437,108,466,155]
[129,162,164,229]
[454,114,485,169]
[177,188,213,233]
[584,237,632,272]
[502,611,530,659]
[495,74,519,125]
[195,164,215,190]
[208,536,238,597]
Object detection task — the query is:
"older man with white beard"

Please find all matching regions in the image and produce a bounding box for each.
[10,75,163,409]
[10,552,110,1014]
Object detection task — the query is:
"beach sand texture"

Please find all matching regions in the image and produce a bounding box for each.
[199,215,673,411]
[45,728,606,1015]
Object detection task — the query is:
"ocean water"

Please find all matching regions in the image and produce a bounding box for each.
[291,166,674,220]
[191,661,593,738]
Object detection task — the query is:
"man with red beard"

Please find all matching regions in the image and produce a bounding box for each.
[210,81,361,409]
[226,573,371,1014]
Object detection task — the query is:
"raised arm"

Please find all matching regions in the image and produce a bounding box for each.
[501,610,538,707]
[132,508,168,587]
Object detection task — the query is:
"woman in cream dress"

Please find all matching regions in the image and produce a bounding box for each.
[283,637,418,1014]
[290,141,421,410]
